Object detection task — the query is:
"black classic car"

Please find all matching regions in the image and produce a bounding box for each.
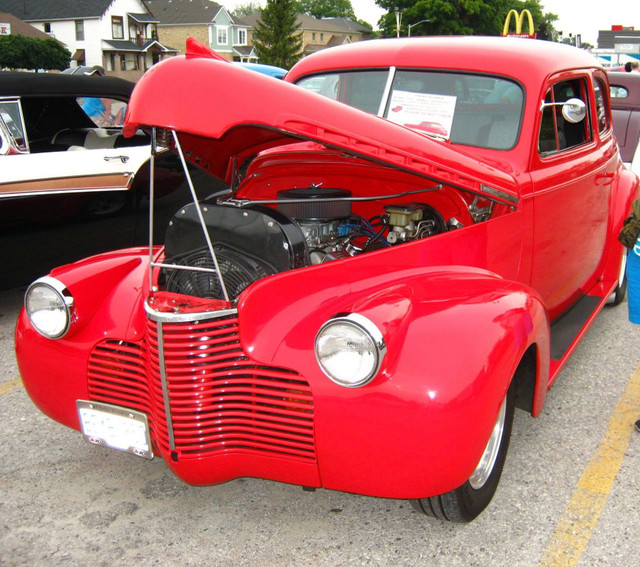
[0,72,216,288]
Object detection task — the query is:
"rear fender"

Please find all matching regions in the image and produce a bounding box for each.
[601,165,640,286]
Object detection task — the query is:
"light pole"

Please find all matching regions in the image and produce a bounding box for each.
[408,19,431,37]
[394,8,404,38]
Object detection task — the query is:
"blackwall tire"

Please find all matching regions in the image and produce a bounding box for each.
[412,383,516,523]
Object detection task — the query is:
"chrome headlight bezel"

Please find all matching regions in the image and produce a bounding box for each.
[314,313,386,388]
[24,276,74,339]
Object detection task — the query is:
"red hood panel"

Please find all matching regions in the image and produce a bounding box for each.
[124,45,517,203]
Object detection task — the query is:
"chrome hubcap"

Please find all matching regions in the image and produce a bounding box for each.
[619,252,627,287]
[469,396,506,490]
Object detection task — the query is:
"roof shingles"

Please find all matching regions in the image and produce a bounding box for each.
[0,0,113,21]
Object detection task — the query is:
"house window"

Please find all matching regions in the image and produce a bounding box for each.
[75,20,84,41]
[238,28,247,45]
[320,33,324,42]
[217,26,228,45]
[112,16,124,39]
[312,32,316,41]
[43,22,51,33]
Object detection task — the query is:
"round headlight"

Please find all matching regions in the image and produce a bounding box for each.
[315,313,386,388]
[25,277,74,339]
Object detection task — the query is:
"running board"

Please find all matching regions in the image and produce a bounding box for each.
[550,294,602,361]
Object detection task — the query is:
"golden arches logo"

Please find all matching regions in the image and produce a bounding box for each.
[502,9,536,38]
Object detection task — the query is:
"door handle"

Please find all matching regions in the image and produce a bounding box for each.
[104,155,129,163]
[595,172,614,186]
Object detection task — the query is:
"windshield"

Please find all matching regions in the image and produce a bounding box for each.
[296,69,524,150]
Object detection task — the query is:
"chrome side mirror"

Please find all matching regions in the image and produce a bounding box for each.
[540,97,587,124]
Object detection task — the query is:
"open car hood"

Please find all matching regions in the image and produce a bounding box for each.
[124,39,518,205]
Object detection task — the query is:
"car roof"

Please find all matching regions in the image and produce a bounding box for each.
[0,71,134,99]
[608,71,640,110]
[287,36,603,86]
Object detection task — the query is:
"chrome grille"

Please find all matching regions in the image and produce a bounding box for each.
[147,315,315,461]
[87,340,160,437]
[88,340,149,411]
[87,321,316,463]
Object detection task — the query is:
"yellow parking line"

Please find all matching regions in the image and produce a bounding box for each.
[0,377,22,395]
[538,361,640,567]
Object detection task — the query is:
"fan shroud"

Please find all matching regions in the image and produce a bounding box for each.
[163,246,273,300]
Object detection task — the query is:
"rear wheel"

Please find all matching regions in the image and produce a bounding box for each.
[412,383,515,522]
[607,249,627,306]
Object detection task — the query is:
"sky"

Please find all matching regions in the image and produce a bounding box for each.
[226,0,636,47]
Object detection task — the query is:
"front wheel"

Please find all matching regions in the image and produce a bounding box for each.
[412,383,515,522]
[82,191,129,218]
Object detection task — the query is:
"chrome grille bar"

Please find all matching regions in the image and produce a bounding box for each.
[156,320,176,451]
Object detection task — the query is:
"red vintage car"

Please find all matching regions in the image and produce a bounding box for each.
[15,37,639,522]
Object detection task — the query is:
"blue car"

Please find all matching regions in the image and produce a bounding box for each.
[237,62,287,79]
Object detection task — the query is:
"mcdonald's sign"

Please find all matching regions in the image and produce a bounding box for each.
[501,9,536,38]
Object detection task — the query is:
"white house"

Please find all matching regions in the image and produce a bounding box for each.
[0,0,177,79]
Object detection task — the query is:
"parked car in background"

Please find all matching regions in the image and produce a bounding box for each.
[0,72,215,288]
[609,71,640,174]
[0,72,151,221]
[15,37,638,523]
[237,62,287,79]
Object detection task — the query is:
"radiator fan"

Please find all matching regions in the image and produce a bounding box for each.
[163,247,272,300]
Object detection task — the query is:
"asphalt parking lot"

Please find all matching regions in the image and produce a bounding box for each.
[1,284,639,567]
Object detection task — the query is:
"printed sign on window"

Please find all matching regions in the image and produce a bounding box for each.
[387,90,457,140]
[0,23,11,35]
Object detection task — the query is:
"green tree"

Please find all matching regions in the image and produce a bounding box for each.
[375,0,558,40]
[521,0,558,41]
[253,0,303,68]
[0,35,70,70]
[232,2,263,17]
[295,0,356,19]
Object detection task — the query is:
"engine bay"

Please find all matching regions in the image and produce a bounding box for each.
[160,182,501,301]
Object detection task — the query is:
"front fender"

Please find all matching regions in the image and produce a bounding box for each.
[15,248,152,430]
[239,262,550,497]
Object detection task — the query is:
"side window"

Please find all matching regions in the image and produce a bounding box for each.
[77,97,127,127]
[538,78,592,156]
[593,79,610,134]
[610,85,629,99]
[0,118,8,154]
[0,99,28,151]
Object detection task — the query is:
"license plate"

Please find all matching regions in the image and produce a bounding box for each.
[77,400,153,459]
